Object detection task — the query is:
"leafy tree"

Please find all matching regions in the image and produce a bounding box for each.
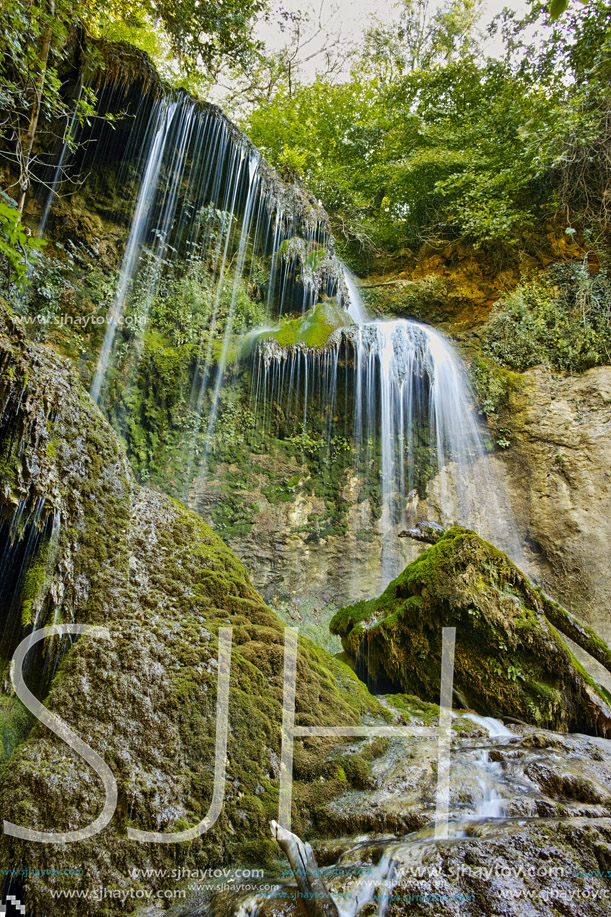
[548,0,592,19]
[83,0,268,75]
[246,56,560,264]
[0,0,99,212]
[362,0,484,79]
[539,0,611,236]
[246,0,611,270]
[212,4,356,120]
[498,0,611,238]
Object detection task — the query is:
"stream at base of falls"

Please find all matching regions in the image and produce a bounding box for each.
[156,713,611,917]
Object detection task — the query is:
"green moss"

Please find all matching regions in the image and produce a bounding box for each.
[333,526,611,734]
[383,693,440,725]
[468,353,523,419]
[20,534,60,627]
[246,300,353,353]
[0,440,20,494]
[0,695,32,768]
[210,494,259,540]
[261,480,298,504]
[340,753,373,789]
[330,527,482,638]
[362,274,457,326]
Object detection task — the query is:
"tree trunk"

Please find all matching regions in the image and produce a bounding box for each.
[270,820,340,917]
[542,594,611,677]
[18,0,56,212]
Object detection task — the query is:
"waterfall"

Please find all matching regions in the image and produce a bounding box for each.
[0,498,56,687]
[252,272,519,588]
[91,98,178,402]
[57,85,346,422]
[343,268,368,324]
[34,75,520,593]
[37,90,82,241]
[198,153,263,475]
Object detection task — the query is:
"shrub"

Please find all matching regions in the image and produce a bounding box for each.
[484,262,611,373]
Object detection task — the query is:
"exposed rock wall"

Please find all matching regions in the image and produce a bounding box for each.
[495,365,611,641]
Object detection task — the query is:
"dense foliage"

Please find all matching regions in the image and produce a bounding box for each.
[484,263,611,373]
[0,0,264,194]
[84,0,267,69]
[0,197,45,288]
[244,0,611,271]
[0,0,269,283]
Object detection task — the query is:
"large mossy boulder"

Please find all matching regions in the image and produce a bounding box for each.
[0,303,384,915]
[331,527,611,735]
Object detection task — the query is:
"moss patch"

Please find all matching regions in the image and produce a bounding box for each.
[247,300,353,353]
[0,696,32,769]
[0,301,390,916]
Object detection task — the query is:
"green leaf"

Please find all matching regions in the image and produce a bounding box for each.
[549,0,570,19]
[0,201,46,290]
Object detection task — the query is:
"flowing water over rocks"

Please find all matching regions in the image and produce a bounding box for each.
[154,716,611,917]
[250,282,521,593]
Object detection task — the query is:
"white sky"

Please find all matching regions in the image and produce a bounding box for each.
[253,0,532,79]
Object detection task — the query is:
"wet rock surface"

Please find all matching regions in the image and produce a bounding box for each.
[155,722,611,917]
[494,365,611,645]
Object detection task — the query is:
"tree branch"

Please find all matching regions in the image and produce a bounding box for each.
[270,820,340,917]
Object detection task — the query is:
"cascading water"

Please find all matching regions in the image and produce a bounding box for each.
[251,270,520,588]
[12,72,352,713]
[37,90,83,241]
[180,711,522,917]
[463,714,513,820]
[54,84,348,463]
[90,99,179,401]
[33,67,520,597]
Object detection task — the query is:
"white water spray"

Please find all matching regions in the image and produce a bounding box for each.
[91,101,178,402]
[253,269,520,587]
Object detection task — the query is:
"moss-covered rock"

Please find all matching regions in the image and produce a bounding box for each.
[331,526,611,735]
[0,301,387,915]
[245,300,353,355]
[0,695,32,768]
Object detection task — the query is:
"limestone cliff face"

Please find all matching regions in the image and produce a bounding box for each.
[359,233,579,333]
[0,304,384,914]
[6,36,609,671]
[495,365,611,642]
[190,463,423,652]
